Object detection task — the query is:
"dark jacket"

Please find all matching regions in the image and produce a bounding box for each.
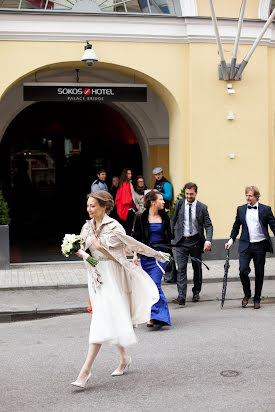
[132,208,172,247]
[230,203,275,253]
[154,177,172,209]
[171,199,213,247]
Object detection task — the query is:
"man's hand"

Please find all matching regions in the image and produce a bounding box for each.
[225,243,231,250]
[203,242,211,252]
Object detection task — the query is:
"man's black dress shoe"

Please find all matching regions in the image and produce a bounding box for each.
[192,294,200,302]
[172,298,185,306]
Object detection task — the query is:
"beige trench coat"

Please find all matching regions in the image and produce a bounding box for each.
[80,214,170,324]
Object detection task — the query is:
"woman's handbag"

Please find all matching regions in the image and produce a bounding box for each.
[164,257,177,283]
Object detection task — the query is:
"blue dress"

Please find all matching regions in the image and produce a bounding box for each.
[140,223,171,326]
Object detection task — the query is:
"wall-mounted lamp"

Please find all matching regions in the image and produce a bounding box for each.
[227,84,235,94]
[229,153,235,159]
[81,41,98,66]
[227,111,235,120]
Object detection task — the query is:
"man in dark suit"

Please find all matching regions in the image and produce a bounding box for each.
[171,182,213,306]
[225,186,275,309]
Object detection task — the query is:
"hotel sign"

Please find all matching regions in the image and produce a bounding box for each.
[23,83,147,102]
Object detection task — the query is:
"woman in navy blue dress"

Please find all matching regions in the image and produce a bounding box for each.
[133,190,172,328]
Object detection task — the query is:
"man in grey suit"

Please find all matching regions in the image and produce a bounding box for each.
[171,182,213,305]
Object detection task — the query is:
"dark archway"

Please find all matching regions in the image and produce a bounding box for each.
[0,102,142,262]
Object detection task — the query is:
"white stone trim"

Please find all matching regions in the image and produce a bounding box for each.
[1,13,275,46]
[258,0,271,20]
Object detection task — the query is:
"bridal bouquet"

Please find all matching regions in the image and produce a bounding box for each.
[61,234,98,267]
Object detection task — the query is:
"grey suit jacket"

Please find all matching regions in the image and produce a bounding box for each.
[171,199,213,246]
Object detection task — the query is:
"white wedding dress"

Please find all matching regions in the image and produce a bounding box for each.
[87,244,137,347]
[80,214,169,347]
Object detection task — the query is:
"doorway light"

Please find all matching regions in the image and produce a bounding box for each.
[81,42,98,67]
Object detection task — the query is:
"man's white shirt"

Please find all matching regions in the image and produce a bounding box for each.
[182,199,211,245]
[183,199,198,237]
[228,202,266,245]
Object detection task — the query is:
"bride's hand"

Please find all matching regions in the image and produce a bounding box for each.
[92,236,101,250]
[133,252,138,266]
[75,246,84,258]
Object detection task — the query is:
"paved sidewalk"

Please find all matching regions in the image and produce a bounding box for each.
[1,258,275,290]
[0,262,87,290]
[1,258,275,321]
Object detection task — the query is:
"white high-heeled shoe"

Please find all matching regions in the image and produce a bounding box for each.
[71,372,91,389]
[111,357,132,377]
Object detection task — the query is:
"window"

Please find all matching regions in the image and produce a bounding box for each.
[0,0,177,14]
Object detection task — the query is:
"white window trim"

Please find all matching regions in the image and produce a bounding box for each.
[258,0,271,20]
[179,0,197,16]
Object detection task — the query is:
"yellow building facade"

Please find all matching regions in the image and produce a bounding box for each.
[1,0,275,259]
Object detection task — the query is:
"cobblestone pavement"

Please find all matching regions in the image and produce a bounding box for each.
[1,258,275,290]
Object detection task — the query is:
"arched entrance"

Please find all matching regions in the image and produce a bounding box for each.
[0,101,142,262]
[0,64,172,263]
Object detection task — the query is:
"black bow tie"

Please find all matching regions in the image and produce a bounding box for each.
[248,205,257,210]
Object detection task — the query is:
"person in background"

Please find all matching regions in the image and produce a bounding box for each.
[115,169,138,235]
[91,168,108,193]
[153,167,172,209]
[110,176,120,220]
[134,175,147,215]
[133,190,171,328]
[110,176,119,201]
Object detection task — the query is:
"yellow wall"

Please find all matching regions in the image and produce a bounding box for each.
[268,46,275,215]
[0,38,275,238]
[197,0,259,19]
[149,145,170,188]
[188,42,270,237]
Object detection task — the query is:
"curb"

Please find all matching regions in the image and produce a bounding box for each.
[0,283,87,291]
[1,297,275,323]
[0,305,88,322]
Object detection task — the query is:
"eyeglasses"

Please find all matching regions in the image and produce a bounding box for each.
[137,180,144,183]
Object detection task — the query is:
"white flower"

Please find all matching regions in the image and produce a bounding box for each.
[61,234,81,257]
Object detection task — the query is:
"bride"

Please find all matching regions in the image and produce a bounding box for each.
[71,190,169,389]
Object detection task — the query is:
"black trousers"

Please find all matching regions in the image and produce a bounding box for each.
[239,241,266,303]
[121,209,136,236]
[176,234,202,301]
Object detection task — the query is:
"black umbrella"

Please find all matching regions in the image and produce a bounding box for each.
[221,248,230,308]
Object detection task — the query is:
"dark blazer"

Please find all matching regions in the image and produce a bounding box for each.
[230,203,275,253]
[132,208,172,246]
[171,199,213,247]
